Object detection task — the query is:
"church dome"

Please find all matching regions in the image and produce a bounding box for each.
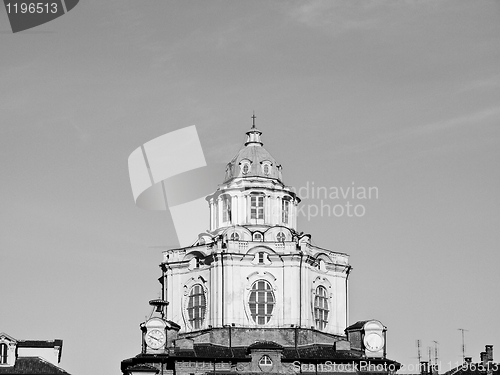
[223,117,283,183]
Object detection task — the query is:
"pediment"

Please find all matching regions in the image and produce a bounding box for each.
[0,332,17,344]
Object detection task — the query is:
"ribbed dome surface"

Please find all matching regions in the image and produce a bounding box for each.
[223,127,282,183]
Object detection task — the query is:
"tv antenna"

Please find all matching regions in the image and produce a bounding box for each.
[416,339,422,363]
[433,341,439,364]
[458,328,468,362]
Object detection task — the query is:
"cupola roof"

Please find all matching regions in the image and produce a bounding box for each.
[223,115,283,183]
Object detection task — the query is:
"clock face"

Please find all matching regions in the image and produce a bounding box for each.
[364,332,384,352]
[145,329,165,349]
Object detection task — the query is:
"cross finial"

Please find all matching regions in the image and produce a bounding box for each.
[251,111,256,129]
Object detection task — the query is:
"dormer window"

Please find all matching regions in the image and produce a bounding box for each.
[259,355,273,372]
[240,160,251,175]
[261,161,272,176]
[230,232,239,241]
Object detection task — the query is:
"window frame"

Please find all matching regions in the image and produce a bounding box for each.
[276,232,286,242]
[221,195,232,224]
[250,194,265,220]
[259,355,273,372]
[187,284,207,330]
[248,280,275,325]
[314,285,329,330]
[282,198,290,224]
[241,160,251,175]
[253,232,263,241]
[261,161,272,176]
[0,343,8,365]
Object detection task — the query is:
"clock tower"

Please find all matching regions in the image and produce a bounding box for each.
[139,299,180,356]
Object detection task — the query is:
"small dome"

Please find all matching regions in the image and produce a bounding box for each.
[223,123,283,183]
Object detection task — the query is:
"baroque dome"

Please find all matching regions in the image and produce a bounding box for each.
[223,120,283,183]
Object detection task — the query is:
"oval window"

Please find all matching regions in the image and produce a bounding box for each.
[242,163,250,174]
[248,280,274,325]
[187,284,206,329]
[263,164,270,175]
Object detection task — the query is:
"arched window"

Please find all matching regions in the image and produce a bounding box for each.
[282,198,290,224]
[230,232,239,241]
[276,232,285,242]
[222,195,231,223]
[0,343,7,364]
[253,232,263,241]
[314,286,329,330]
[248,280,274,325]
[259,355,273,372]
[319,259,326,272]
[187,284,206,329]
[250,194,265,220]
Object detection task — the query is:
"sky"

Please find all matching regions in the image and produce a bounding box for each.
[1,1,499,374]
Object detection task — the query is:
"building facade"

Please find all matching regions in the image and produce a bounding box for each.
[121,119,399,375]
[0,332,70,375]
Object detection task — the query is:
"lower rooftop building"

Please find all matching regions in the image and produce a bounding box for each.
[444,345,497,375]
[0,332,70,375]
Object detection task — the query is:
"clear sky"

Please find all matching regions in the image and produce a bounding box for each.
[1,1,499,374]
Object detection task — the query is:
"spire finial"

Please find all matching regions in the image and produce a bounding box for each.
[245,112,263,146]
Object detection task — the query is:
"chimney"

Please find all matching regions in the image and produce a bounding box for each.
[420,361,429,375]
[480,352,487,366]
[486,345,493,362]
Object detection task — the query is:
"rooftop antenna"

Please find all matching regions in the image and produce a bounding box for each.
[458,328,468,362]
[433,341,439,365]
[417,339,422,364]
